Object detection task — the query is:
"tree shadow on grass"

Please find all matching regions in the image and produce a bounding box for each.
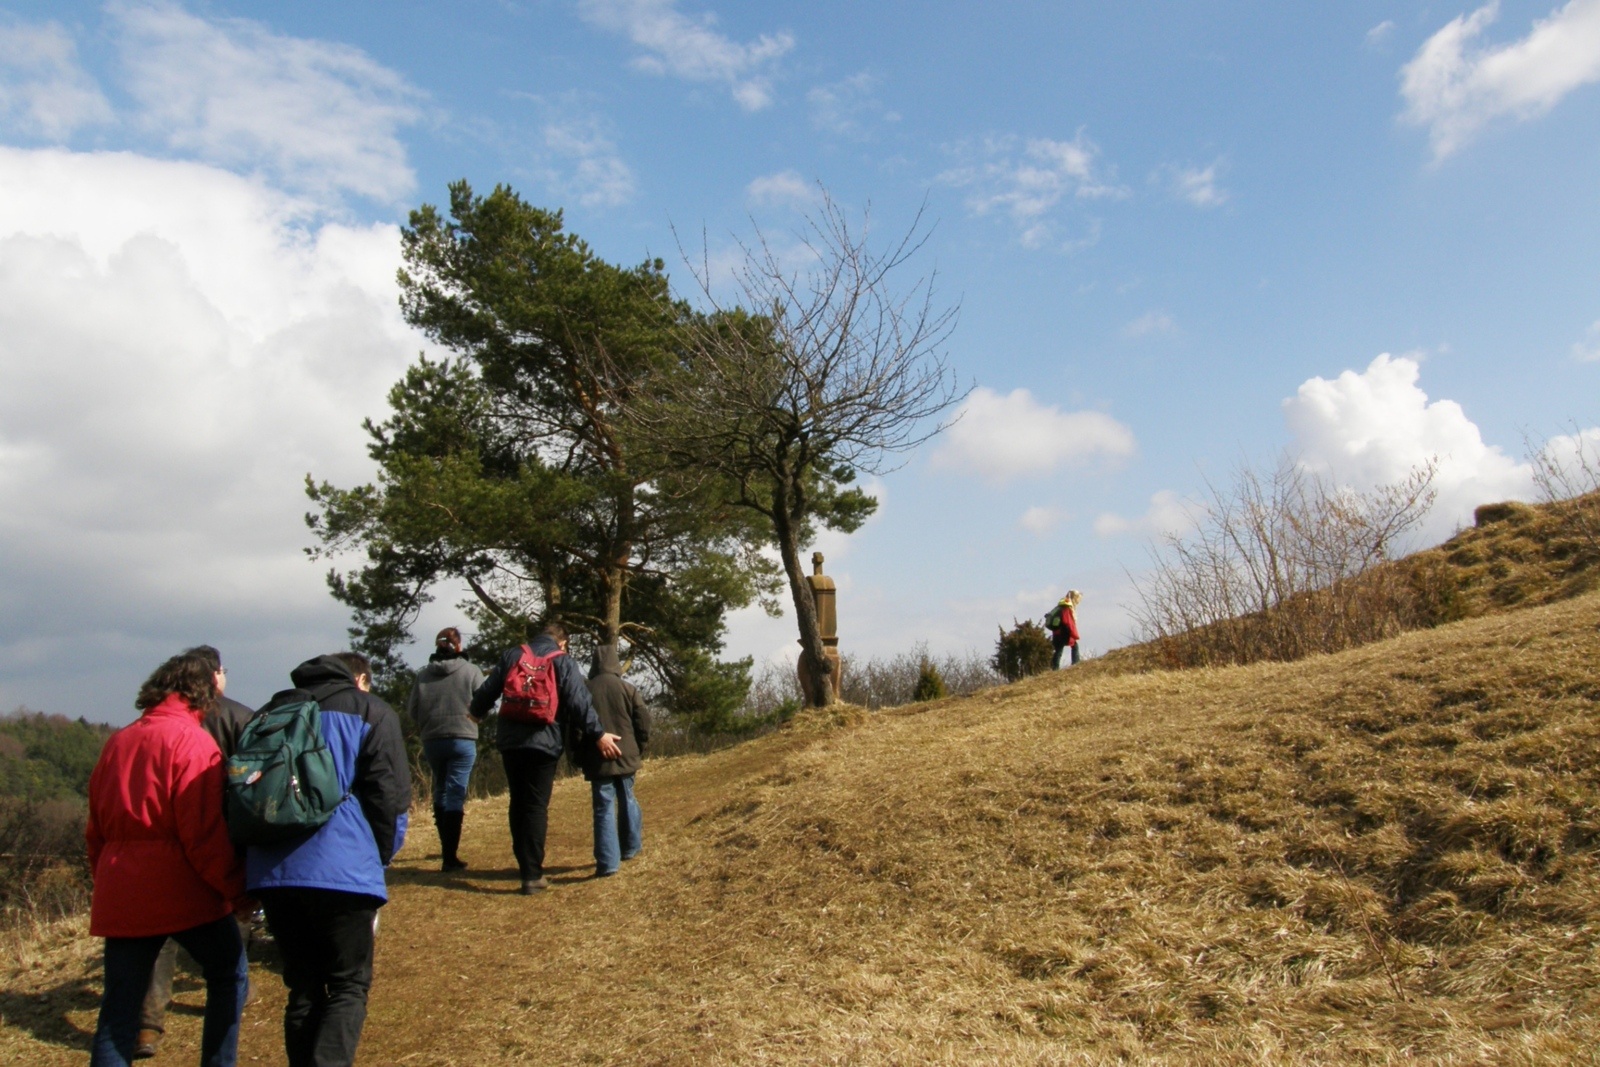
[386,864,589,895]
[0,972,99,1052]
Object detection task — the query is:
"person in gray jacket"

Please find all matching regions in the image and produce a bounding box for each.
[405,628,485,872]
[584,644,651,877]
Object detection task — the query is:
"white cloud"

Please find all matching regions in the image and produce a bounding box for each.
[1367,20,1397,49]
[745,169,814,207]
[1282,352,1536,543]
[109,0,424,203]
[576,0,793,111]
[940,132,1128,248]
[1400,0,1600,159]
[807,72,895,138]
[1019,506,1068,536]
[1572,319,1600,361]
[0,147,425,721]
[1122,310,1176,338]
[0,18,113,139]
[1094,490,1199,539]
[930,386,1136,484]
[1165,161,1228,208]
[541,117,637,207]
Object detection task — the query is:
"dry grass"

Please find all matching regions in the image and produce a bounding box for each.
[6,589,1600,1063]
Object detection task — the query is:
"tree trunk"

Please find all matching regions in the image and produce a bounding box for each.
[772,481,835,706]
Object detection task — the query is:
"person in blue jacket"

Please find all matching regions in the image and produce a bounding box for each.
[471,622,619,895]
[247,652,410,1067]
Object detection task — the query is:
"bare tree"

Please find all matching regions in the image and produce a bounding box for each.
[642,193,966,704]
[1129,454,1438,667]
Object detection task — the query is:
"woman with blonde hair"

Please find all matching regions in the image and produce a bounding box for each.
[86,651,251,1066]
[1047,590,1082,669]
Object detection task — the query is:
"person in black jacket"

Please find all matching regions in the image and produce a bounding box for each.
[584,645,651,877]
[247,652,410,1067]
[134,643,258,1061]
[471,623,620,895]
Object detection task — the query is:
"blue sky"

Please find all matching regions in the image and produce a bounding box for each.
[2,0,1598,722]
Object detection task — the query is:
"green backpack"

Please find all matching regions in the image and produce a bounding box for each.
[1044,604,1064,631]
[225,698,346,846]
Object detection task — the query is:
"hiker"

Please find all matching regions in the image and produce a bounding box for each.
[405,627,485,872]
[471,622,621,895]
[86,652,251,1067]
[584,644,652,877]
[1047,590,1082,669]
[136,645,258,1060]
[246,652,410,1067]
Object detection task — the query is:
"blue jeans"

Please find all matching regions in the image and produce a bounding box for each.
[422,737,477,812]
[92,914,247,1067]
[591,775,642,875]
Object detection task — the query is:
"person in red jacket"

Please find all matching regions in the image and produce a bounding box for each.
[86,652,252,1067]
[1048,590,1082,669]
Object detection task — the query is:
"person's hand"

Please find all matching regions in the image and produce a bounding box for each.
[597,733,622,760]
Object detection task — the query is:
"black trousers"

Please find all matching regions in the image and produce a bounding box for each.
[258,888,380,1067]
[501,749,559,880]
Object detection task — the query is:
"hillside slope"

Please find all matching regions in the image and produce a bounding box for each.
[4,591,1599,1064]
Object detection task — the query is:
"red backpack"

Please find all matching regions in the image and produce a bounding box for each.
[500,645,562,724]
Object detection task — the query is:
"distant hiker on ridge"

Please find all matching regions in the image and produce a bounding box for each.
[406,627,485,873]
[471,622,621,895]
[1046,590,1082,669]
[584,644,651,878]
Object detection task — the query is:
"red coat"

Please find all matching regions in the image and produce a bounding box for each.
[1062,606,1079,645]
[86,694,245,938]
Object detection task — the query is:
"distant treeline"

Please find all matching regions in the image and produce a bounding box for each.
[0,708,112,801]
[0,709,107,930]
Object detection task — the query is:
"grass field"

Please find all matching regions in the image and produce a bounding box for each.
[4,578,1599,1064]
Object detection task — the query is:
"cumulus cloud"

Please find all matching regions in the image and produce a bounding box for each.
[1573,319,1600,361]
[0,147,424,721]
[1400,0,1600,159]
[0,17,113,139]
[940,132,1128,248]
[1122,310,1176,339]
[1282,353,1536,543]
[807,72,895,138]
[109,0,424,203]
[576,0,793,111]
[746,169,814,207]
[1093,490,1198,539]
[930,386,1136,484]
[1164,161,1228,208]
[541,116,637,207]
[1019,506,1068,536]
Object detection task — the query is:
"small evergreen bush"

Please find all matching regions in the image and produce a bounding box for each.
[992,620,1054,682]
[911,660,947,702]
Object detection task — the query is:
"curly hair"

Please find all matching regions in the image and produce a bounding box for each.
[134,652,219,717]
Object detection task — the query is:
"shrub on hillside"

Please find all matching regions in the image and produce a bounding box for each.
[912,660,947,702]
[1527,423,1600,558]
[992,620,1053,682]
[1130,454,1439,669]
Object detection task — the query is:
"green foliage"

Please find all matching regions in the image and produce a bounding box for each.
[307,181,774,702]
[992,620,1054,683]
[0,710,112,801]
[659,650,756,733]
[911,659,948,702]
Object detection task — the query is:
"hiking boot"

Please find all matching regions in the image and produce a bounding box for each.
[519,876,548,895]
[133,1029,161,1059]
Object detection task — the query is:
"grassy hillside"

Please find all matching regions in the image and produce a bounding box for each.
[4,581,1598,1064]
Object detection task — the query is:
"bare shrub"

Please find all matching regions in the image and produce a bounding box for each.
[1130,454,1438,668]
[1526,423,1600,555]
[0,797,91,931]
